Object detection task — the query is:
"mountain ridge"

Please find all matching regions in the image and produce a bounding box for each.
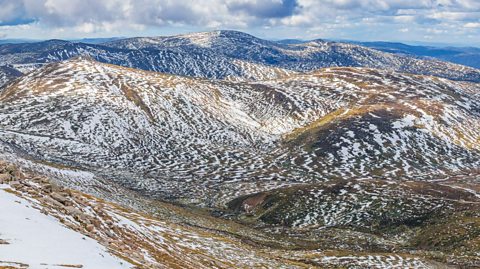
[0,54,479,268]
[0,58,478,207]
[1,30,480,85]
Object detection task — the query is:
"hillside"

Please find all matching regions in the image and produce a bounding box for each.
[0,58,478,207]
[0,66,22,88]
[104,30,480,82]
[2,159,479,268]
[353,41,480,69]
[0,56,479,268]
[0,162,320,269]
[0,31,479,86]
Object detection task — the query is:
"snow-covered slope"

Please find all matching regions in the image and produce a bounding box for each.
[0,185,133,269]
[0,163,315,269]
[0,58,478,207]
[0,39,296,82]
[228,178,479,230]
[1,159,477,268]
[0,66,22,89]
[0,30,480,83]
[106,30,480,82]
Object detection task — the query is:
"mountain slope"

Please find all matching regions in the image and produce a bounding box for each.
[353,41,480,69]
[5,161,465,269]
[0,66,22,88]
[0,163,313,269]
[0,58,478,207]
[1,31,480,83]
[0,186,133,269]
[0,39,295,82]
[106,30,480,82]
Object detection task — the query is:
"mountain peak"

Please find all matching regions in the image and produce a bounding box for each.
[216,30,258,38]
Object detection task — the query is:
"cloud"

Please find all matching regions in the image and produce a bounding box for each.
[465,22,480,28]
[226,0,298,18]
[4,0,255,29]
[0,0,29,26]
[6,0,476,29]
[0,0,479,44]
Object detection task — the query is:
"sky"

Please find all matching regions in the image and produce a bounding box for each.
[0,0,479,46]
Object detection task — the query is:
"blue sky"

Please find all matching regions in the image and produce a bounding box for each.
[0,0,479,46]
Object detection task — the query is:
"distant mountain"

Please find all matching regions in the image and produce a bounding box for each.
[70,37,125,44]
[106,30,480,82]
[1,30,480,86]
[0,37,295,82]
[274,39,306,45]
[352,41,480,69]
[0,39,41,44]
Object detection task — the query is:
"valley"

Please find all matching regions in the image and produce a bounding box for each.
[0,31,479,268]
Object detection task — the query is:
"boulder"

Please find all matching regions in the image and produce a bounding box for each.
[65,206,83,217]
[9,181,23,189]
[39,196,64,208]
[51,192,69,205]
[0,173,11,183]
[86,224,95,233]
[41,183,53,193]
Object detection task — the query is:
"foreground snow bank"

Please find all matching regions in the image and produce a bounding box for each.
[0,185,132,269]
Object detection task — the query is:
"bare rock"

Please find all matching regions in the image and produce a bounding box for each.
[91,219,102,229]
[41,183,53,193]
[0,173,11,183]
[27,189,37,195]
[65,206,83,217]
[51,192,69,205]
[9,181,23,189]
[86,224,95,233]
[39,196,64,208]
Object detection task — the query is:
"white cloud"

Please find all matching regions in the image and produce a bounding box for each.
[0,0,478,45]
[465,22,480,28]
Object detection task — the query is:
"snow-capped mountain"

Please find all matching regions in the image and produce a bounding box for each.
[105,30,480,82]
[0,58,478,207]
[0,30,480,85]
[0,39,295,82]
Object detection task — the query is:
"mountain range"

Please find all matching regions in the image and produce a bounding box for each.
[0,30,479,268]
[1,30,480,85]
[352,41,480,69]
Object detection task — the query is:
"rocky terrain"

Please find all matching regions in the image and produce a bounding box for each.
[1,161,478,268]
[0,58,478,206]
[0,32,479,268]
[0,162,303,269]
